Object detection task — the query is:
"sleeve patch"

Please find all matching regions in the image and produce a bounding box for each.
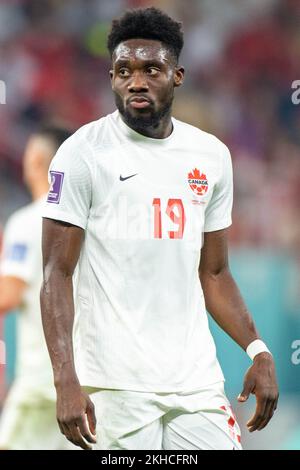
[7,243,28,262]
[47,171,64,204]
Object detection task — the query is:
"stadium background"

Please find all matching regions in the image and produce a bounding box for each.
[0,0,299,450]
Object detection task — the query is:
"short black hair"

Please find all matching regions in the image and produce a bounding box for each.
[35,125,73,152]
[107,7,184,63]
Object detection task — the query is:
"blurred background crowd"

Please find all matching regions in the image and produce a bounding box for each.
[0,0,299,450]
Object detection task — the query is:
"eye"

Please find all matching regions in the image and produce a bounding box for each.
[118,68,130,78]
[146,67,159,76]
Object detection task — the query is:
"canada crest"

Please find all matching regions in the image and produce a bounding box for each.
[188,168,208,196]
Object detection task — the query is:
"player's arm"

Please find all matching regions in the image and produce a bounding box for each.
[0,217,33,315]
[199,228,279,432]
[0,276,26,314]
[40,217,96,450]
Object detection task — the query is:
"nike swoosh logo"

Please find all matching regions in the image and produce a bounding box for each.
[119,173,138,181]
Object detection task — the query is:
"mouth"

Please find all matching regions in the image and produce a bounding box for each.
[128,96,151,109]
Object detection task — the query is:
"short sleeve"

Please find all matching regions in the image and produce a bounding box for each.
[0,215,36,283]
[42,137,92,229]
[204,143,233,232]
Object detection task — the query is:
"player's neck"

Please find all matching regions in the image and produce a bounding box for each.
[31,181,49,201]
[123,112,173,139]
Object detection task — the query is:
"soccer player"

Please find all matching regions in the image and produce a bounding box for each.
[0,126,73,450]
[41,8,278,450]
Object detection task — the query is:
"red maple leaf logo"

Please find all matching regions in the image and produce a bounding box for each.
[187,168,208,196]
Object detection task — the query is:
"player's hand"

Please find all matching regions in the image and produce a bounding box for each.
[237,352,279,432]
[56,380,97,450]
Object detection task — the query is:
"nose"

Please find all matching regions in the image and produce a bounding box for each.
[128,71,149,93]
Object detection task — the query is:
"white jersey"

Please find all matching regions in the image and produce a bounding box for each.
[42,110,233,392]
[1,197,55,401]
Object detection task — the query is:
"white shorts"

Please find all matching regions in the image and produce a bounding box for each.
[0,383,75,450]
[86,382,242,450]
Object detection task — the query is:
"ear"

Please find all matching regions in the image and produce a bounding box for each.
[109,69,115,91]
[174,66,185,88]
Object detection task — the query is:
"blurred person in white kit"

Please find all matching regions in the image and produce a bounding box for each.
[0,126,74,449]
